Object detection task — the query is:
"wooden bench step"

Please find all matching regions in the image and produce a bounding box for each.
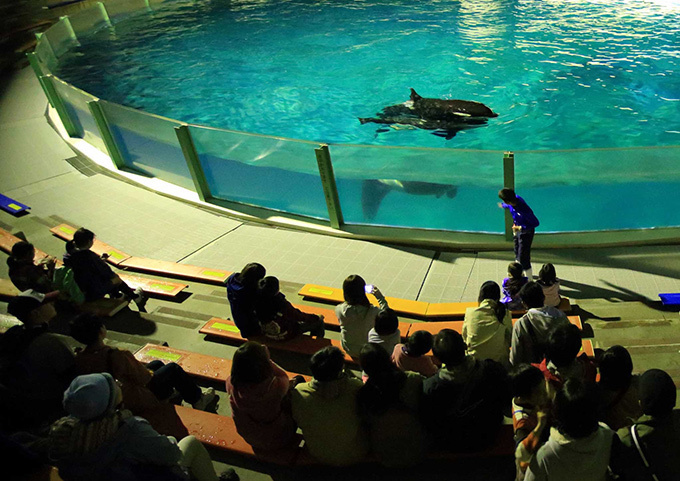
[408,315,583,337]
[199,317,356,364]
[134,343,311,384]
[51,224,231,283]
[50,224,131,266]
[300,283,573,320]
[0,278,130,316]
[135,343,233,383]
[0,278,21,299]
[174,405,302,465]
[298,284,429,318]
[120,257,231,285]
[118,274,187,298]
[292,303,411,339]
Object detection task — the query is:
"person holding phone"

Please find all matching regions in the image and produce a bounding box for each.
[335,275,389,357]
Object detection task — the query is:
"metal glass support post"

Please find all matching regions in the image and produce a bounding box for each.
[175,125,211,201]
[26,52,46,82]
[97,2,113,26]
[40,75,79,137]
[60,16,79,43]
[503,151,516,241]
[88,100,126,170]
[315,144,344,229]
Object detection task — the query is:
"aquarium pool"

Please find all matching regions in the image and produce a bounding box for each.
[40,0,680,233]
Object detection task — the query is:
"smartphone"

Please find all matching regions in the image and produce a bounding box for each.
[364,284,374,294]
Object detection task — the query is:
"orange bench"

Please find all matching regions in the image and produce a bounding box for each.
[0,227,187,299]
[300,283,573,320]
[199,317,356,364]
[134,343,311,384]
[0,278,21,299]
[51,224,231,284]
[0,277,129,317]
[408,315,583,336]
[293,303,412,339]
[117,274,187,298]
[298,284,429,318]
[50,224,131,266]
[174,405,302,465]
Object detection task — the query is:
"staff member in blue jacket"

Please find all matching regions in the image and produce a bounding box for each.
[498,189,540,279]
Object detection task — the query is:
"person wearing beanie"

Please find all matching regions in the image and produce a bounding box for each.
[611,369,680,480]
[0,294,75,430]
[50,373,239,481]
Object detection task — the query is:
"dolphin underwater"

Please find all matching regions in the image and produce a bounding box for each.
[358,89,496,139]
[361,179,458,221]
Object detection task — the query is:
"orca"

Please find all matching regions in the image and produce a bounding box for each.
[409,88,498,120]
[359,90,496,138]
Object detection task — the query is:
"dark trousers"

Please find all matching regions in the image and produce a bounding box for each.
[514,228,535,271]
[147,361,201,404]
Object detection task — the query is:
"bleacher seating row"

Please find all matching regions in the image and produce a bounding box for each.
[0,227,189,299]
[47,224,573,320]
[299,283,573,319]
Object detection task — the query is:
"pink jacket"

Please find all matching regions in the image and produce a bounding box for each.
[226,362,297,451]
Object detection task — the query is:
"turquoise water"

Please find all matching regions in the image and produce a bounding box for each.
[55,0,680,150]
[51,0,680,232]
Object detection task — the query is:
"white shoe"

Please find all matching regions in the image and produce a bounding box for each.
[192,387,217,411]
[132,287,148,312]
[524,268,533,279]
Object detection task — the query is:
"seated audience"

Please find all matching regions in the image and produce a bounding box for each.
[612,369,680,480]
[597,345,642,430]
[367,308,401,355]
[335,275,389,357]
[463,280,512,365]
[391,330,438,377]
[525,379,614,481]
[510,364,551,480]
[0,294,75,429]
[536,324,596,391]
[510,282,569,366]
[291,346,369,465]
[7,241,57,295]
[255,276,325,341]
[225,262,266,338]
[502,262,528,310]
[422,329,510,450]
[226,342,302,453]
[49,373,238,481]
[70,315,214,438]
[537,263,562,308]
[63,228,147,311]
[357,343,426,467]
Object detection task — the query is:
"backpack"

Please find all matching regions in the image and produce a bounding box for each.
[53,266,85,304]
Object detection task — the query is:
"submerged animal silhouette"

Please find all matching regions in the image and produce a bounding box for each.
[361,179,458,220]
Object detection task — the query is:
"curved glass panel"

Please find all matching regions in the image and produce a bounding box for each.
[188,126,329,220]
[514,146,680,232]
[100,100,194,191]
[329,144,504,232]
[51,77,107,153]
[68,5,111,36]
[44,19,78,57]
